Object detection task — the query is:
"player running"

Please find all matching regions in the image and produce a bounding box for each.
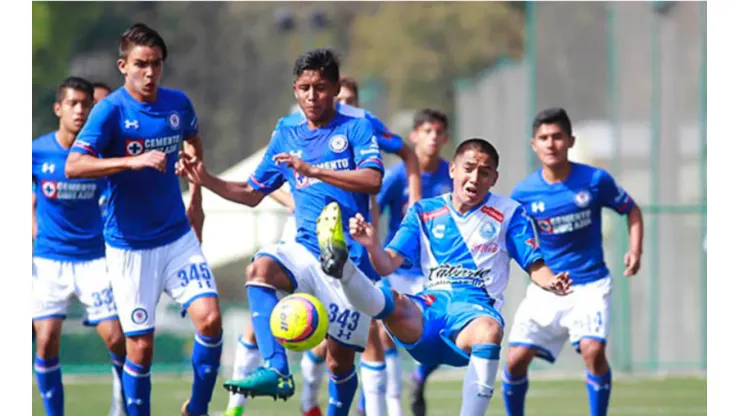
[321,138,572,416]
[65,23,223,416]
[370,108,452,416]
[223,76,421,416]
[501,108,644,416]
[177,48,386,416]
[32,76,127,416]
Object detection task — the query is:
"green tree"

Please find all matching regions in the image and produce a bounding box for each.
[346,2,525,117]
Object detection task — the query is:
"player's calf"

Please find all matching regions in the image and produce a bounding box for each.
[578,338,612,416]
[186,296,224,415]
[501,346,537,416]
[95,319,126,414]
[455,316,503,416]
[33,318,65,416]
[326,338,360,416]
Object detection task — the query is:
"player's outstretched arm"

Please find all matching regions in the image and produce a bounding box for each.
[65,151,168,179]
[624,204,644,276]
[349,213,405,276]
[176,152,266,208]
[272,152,382,194]
[395,144,422,205]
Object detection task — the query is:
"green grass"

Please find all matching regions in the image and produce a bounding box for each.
[32,373,706,415]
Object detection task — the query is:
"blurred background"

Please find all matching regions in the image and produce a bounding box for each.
[32,0,706,384]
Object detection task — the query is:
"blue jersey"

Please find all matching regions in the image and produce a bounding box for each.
[71,87,200,250]
[377,159,453,277]
[276,103,404,154]
[248,113,384,280]
[32,132,105,261]
[386,192,542,306]
[511,162,635,285]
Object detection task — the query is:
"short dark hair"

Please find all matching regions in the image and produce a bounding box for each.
[532,107,572,136]
[454,138,500,168]
[339,76,359,96]
[413,108,449,130]
[92,82,112,93]
[118,23,168,61]
[56,76,94,103]
[293,48,340,83]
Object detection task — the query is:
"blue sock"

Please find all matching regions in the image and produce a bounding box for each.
[415,362,440,383]
[327,366,358,416]
[247,286,289,375]
[34,356,64,416]
[123,358,151,416]
[110,352,126,404]
[586,369,612,416]
[501,369,528,416]
[187,332,223,415]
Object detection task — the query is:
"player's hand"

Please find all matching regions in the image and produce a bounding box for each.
[349,213,377,248]
[272,153,317,178]
[624,251,641,276]
[176,151,207,185]
[128,150,167,173]
[546,272,573,296]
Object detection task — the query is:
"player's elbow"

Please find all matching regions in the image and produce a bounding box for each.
[367,170,383,194]
[64,154,85,178]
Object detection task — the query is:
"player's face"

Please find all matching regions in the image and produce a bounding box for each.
[450,149,499,208]
[531,123,574,168]
[294,70,340,123]
[411,121,448,157]
[117,45,164,101]
[54,88,93,134]
[93,87,110,105]
[336,86,358,107]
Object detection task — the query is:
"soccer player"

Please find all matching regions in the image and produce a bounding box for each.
[321,138,572,416]
[373,108,452,416]
[177,48,384,416]
[223,76,421,416]
[65,23,223,416]
[93,82,112,105]
[501,108,644,416]
[32,76,127,416]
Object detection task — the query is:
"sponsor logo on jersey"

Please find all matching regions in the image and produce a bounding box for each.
[427,264,491,288]
[125,135,182,156]
[537,210,592,234]
[41,180,97,200]
[294,157,351,189]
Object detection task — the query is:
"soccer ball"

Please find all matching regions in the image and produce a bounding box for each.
[270,293,329,352]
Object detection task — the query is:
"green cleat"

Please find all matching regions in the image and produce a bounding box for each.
[221,407,244,416]
[223,367,295,401]
[316,201,348,279]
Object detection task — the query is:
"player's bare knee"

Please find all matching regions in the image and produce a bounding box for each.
[98,322,125,352]
[580,339,608,374]
[193,304,222,338]
[245,257,293,292]
[326,339,356,375]
[506,346,536,376]
[34,324,62,358]
[456,317,503,353]
[126,333,155,366]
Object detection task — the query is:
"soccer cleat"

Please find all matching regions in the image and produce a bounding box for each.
[409,374,426,416]
[316,201,348,279]
[223,367,295,401]
[303,406,323,416]
[222,406,244,416]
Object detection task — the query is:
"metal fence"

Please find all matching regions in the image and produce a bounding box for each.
[454,1,707,373]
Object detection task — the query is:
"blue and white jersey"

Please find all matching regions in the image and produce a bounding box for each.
[386,192,543,306]
[32,132,106,261]
[275,103,404,154]
[511,162,635,285]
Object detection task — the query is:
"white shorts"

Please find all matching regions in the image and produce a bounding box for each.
[106,230,218,336]
[386,273,425,295]
[253,241,371,352]
[507,276,612,363]
[32,257,118,326]
[279,215,297,243]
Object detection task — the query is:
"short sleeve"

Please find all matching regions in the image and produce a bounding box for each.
[505,205,544,272]
[71,101,116,156]
[350,119,384,174]
[246,131,286,195]
[386,202,422,267]
[597,169,634,215]
[364,111,403,154]
[376,168,402,215]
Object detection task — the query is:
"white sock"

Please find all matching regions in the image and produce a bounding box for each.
[384,348,404,416]
[109,366,124,416]
[460,344,501,416]
[338,262,392,318]
[226,336,262,409]
[300,350,326,412]
[360,360,388,416]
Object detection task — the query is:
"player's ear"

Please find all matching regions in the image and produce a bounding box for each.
[449,160,455,178]
[530,138,537,153]
[569,135,576,149]
[490,170,500,189]
[116,58,127,76]
[53,101,61,118]
[409,129,418,145]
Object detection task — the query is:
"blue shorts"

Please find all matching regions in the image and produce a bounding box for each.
[384,289,504,367]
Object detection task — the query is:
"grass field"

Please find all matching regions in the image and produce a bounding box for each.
[32,372,706,415]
